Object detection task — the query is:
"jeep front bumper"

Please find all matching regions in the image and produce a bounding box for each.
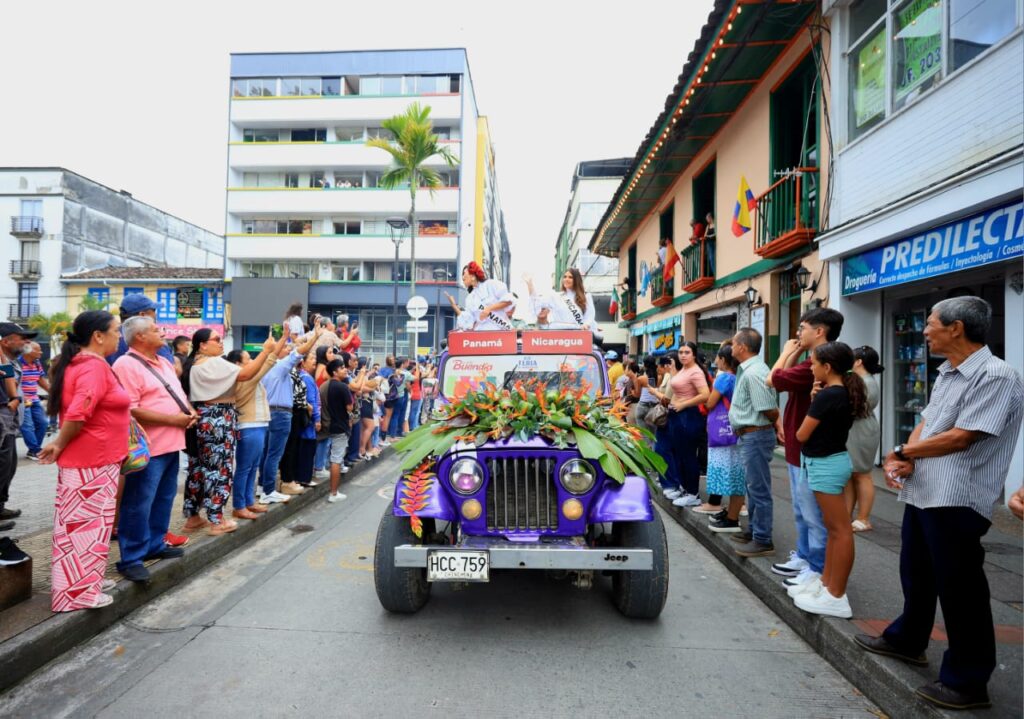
[394,536,653,571]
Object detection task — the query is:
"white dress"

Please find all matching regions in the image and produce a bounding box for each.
[531,290,596,331]
[456,279,516,331]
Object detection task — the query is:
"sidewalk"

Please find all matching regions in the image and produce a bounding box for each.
[655,454,1023,719]
[0,436,392,694]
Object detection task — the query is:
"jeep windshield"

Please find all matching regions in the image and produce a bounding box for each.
[440,353,604,401]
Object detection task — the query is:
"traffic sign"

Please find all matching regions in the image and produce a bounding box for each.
[406,295,428,319]
[405,320,428,333]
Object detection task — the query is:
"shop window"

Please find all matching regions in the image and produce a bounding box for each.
[156,289,177,322]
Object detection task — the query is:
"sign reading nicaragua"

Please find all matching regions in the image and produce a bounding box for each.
[447,330,517,355]
[521,330,593,354]
[842,201,1024,296]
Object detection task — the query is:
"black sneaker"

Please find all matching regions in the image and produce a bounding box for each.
[734,540,775,558]
[0,519,14,532]
[729,531,754,544]
[145,547,185,560]
[118,564,151,583]
[26,451,40,461]
[0,507,22,520]
[710,508,728,522]
[708,517,741,533]
[0,537,31,566]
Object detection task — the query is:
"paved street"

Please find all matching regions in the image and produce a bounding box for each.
[2,451,876,718]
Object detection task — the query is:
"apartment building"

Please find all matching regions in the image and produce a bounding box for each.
[224,49,509,358]
[819,0,1023,488]
[591,0,830,361]
[553,159,632,350]
[1,168,223,337]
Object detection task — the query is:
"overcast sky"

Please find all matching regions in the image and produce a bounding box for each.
[1,0,711,293]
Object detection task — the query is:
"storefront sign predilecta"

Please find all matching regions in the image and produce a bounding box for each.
[842,201,1024,296]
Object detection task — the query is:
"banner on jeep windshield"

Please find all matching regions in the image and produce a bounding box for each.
[447,330,517,355]
[521,330,593,355]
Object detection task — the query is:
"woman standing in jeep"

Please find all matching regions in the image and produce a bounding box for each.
[525,269,596,332]
[445,261,515,331]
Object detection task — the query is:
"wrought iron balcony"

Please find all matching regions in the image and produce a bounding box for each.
[681,239,715,294]
[10,216,44,238]
[754,167,818,259]
[620,289,637,321]
[7,304,39,322]
[9,260,41,280]
[650,271,674,308]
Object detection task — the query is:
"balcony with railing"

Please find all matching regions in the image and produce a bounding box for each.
[9,260,41,280]
[10,216,44,238]
[681,238,715,294]
[620,289,637,321]
[754,167,818,259]
[8,304,39,322]
[650,271,674,308]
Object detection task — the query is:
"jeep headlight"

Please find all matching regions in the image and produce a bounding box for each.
[449,458,483,495]
[559,459,596,494]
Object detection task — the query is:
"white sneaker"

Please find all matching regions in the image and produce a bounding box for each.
[340,464,351,474]
[662,488,682,500]
[672,493,701,508]
[314,469,330,479]
[259,491,290,505]
[739,506,749,517]
[794,585,853,618]
[786,574,822,598]
[771,550,810,577]
[327,492,347,503]
[783,566,819,587]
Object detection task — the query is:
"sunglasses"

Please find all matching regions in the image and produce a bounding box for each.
[207,336,222,343]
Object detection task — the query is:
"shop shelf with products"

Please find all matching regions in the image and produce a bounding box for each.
[892,309,942,442]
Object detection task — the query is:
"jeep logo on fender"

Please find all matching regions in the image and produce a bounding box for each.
[521,330,593,354]
[603,553,629,562]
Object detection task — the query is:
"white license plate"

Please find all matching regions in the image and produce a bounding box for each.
[426,550,489,582]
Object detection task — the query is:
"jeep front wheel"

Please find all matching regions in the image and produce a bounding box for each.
[610,510,669,619]
[373,506,431,613]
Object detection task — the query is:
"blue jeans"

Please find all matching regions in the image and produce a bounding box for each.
[789,463,827,573]
[314,437,331,471]
[117,451,179,571]
[738,428,775,545]
[20,401,47,454]
[345,419,361,464]
[654,423,680,490]
[261,410,293,495]
[408,398,423,431]
[388,394,408,438]
[667,407,703,496]
[235,427,267,509]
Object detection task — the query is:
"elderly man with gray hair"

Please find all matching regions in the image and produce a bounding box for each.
[855,296,1023,711]
[111,316,197,583]
[336,314,361,353]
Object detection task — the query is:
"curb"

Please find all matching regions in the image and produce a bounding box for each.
[654,495,947,719]
[0,449,391,695]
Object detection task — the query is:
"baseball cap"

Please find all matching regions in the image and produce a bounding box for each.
[604,350,619,360]
[0,322,38,339]
[120,294,158,315]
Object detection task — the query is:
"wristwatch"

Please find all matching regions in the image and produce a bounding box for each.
[893,443,907,461]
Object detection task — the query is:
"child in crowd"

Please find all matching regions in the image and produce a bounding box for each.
[791,341,868,619]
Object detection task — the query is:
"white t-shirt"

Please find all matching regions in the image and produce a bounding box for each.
[285,315,304,336]
[531,290,596,331]
[456,279,515,331]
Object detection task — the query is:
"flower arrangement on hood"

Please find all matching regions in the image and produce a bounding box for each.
[392,379,667,482]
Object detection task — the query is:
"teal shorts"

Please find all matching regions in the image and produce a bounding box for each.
[802,452,852,495]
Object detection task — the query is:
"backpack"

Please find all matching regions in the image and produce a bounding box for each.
[384,374,399,403]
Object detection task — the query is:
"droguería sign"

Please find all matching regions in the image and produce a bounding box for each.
[841,201,1024,296]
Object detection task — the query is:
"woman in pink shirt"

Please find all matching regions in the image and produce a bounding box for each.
[39,311,130,612]
[667,341,710,507]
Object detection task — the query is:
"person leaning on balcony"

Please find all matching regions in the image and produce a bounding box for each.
[688,217,705,246]
[445,261,515,331]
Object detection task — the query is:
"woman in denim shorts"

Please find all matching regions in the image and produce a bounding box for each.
[793,342,869,619]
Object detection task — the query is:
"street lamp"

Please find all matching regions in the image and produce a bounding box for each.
[387,217,410,357]
[744,282,761,307]
[795,264,818,294]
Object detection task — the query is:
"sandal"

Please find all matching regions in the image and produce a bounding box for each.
[182,518,210,533]
[247,504,269,514]
[206,522,237,537]
[232,508,260,521]
[852,519,873,532]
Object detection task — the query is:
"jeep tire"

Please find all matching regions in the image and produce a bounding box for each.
[610,510,669,619]
[374,506,431,613]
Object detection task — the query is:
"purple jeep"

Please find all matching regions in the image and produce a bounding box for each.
[373,331,669,618]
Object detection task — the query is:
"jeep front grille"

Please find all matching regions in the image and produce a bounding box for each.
[485,457,559,531]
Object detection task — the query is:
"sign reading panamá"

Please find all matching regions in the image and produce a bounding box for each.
[842,201,1024,296]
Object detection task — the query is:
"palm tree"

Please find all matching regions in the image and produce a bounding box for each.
[78,293,117,313]
[27,311,73,355]
[367,102,458,346]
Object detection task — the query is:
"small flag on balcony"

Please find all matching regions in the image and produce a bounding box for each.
[732,175,756,237]
[639,261,651,297]
[609,288,619,318]
[662,242,679,283]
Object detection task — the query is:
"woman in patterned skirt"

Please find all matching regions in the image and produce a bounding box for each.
[181,328,275,536]
[704,344,745,532]
[39,311,130,611]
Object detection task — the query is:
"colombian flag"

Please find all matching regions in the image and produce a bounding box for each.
[662,242,679,283]
[732,175,756,237]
